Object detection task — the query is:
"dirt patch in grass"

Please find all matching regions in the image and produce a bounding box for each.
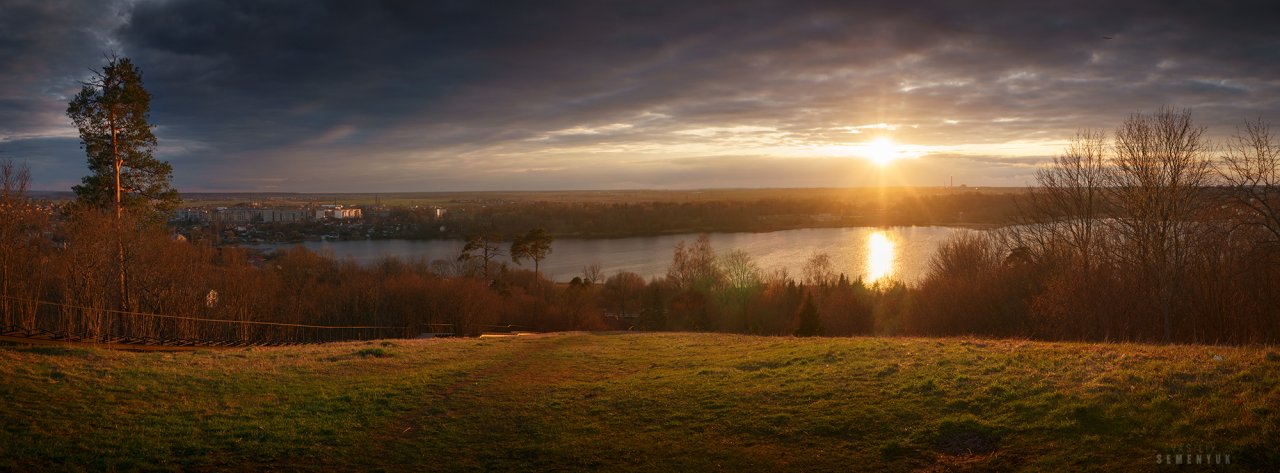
[932,419,1000,456]
[356,348,391,358]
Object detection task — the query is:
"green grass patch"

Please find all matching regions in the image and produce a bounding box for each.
[1,334,1276,471]
[356,347,391,358]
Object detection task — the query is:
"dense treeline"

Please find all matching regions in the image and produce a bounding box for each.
[4,109,1278,345]
[382,190,1021,239]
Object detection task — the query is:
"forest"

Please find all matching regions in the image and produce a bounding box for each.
[432,190,1018,239]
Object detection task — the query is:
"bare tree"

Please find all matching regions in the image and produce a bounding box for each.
[1012,130,1114,338]
[582,263,603,285]
[803,252,835,287]
[0,161,33,296]
[0,160,45,330]
[718,249,762,290]
[1218,117,1280,245]
[602,271,646,317]
[1022,129,1111,268]
[717,249,763,333]
[667,234,721,291]
[1107,107,1214,342]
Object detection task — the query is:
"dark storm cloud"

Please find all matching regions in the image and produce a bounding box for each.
[0,0,130,136]
[2,0,1279,190]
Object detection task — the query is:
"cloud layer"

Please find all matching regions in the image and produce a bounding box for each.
[3,0,1278,191]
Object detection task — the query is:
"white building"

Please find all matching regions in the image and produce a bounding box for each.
[260,208,310,223]
[315,205,362,220]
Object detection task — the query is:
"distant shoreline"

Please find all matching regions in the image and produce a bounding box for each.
[29,186,1029,203]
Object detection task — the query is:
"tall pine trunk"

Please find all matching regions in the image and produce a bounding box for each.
[110,103,129,313]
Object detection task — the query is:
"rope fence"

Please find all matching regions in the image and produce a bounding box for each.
[0,294,448,348]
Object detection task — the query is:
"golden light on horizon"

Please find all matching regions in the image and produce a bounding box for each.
[864,137,901,166]
[866,231,895,284]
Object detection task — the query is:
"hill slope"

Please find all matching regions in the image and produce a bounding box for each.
[2,333,1277,471]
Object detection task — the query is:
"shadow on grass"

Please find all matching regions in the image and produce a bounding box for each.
[16,346,95,358]
[929,418,1000,456]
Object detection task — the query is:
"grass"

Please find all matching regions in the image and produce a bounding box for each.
[2,333,1277,471]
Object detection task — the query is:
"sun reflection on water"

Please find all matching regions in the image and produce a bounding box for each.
[866,231,896,284]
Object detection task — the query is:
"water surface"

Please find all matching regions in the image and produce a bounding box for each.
[253,226,956,283]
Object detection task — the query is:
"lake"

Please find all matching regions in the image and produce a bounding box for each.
[251,226,958,283]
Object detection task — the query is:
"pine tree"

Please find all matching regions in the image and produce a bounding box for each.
[66,56,178,312]
[459,232,504,280]
[795,294,823,337]
[67,56,179,220]
[510,227,554,276]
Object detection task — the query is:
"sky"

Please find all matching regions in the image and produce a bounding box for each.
[1,0,1278,192]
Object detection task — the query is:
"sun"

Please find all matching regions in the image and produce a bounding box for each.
[864,137,901,166]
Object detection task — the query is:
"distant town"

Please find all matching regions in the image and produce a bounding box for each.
[170,201,450,244]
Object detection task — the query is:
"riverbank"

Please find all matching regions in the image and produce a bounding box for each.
[2,333,1277,470]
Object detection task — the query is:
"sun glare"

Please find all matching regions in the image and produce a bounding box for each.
[864,137,900,166]
[866,231,896,284]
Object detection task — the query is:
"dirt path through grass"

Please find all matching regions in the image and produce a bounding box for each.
[371,335,583,445]
[353,334,626,470]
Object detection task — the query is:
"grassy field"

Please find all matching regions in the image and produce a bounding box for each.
[2,333,1277,471]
